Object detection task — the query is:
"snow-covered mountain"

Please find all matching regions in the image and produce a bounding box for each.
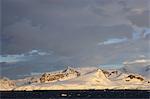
[0,66,149,91]
[120,59,150,78]
[0,77,16,90]
[40,66,80,83]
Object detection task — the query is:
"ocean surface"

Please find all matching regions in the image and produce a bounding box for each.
[1,90,149,99]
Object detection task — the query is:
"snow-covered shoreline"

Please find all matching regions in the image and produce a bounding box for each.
[0,66,149,91]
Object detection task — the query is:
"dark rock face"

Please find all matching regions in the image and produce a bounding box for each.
[62,67,81,77]
[102,70,110,76]
[126,75,144,81]
[102,70,120,78]
[40,73,65,83]
[40,68,81,83]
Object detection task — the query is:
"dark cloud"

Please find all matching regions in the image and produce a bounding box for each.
[127,10,150,28]
[2,19,133,55]
[1,0,149,65]
[1,0,150,79]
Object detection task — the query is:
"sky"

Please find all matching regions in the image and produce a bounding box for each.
[0,0,150,78]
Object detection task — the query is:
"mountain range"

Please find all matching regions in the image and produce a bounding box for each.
[0,64,149,90]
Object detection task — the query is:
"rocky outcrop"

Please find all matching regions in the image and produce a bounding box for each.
[62,67,81,77]
[40,67,80,83]
[101,70,110,76]
[102,70,121,78]
[40,73,65,83]
[125,75,144,82]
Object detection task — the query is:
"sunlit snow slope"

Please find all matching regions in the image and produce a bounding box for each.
[0,66,149,91]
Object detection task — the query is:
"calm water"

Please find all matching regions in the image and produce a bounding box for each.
[1,90,150,99]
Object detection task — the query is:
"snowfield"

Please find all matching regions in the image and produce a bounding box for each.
[0,66,150,91]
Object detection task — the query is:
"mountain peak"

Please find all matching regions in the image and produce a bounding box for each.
[1,67,150,91]
[62,66,75,73]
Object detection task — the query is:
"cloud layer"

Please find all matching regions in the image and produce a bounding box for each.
[1,0,150,66]
[98,37,128,45]
[0,50,51,63]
